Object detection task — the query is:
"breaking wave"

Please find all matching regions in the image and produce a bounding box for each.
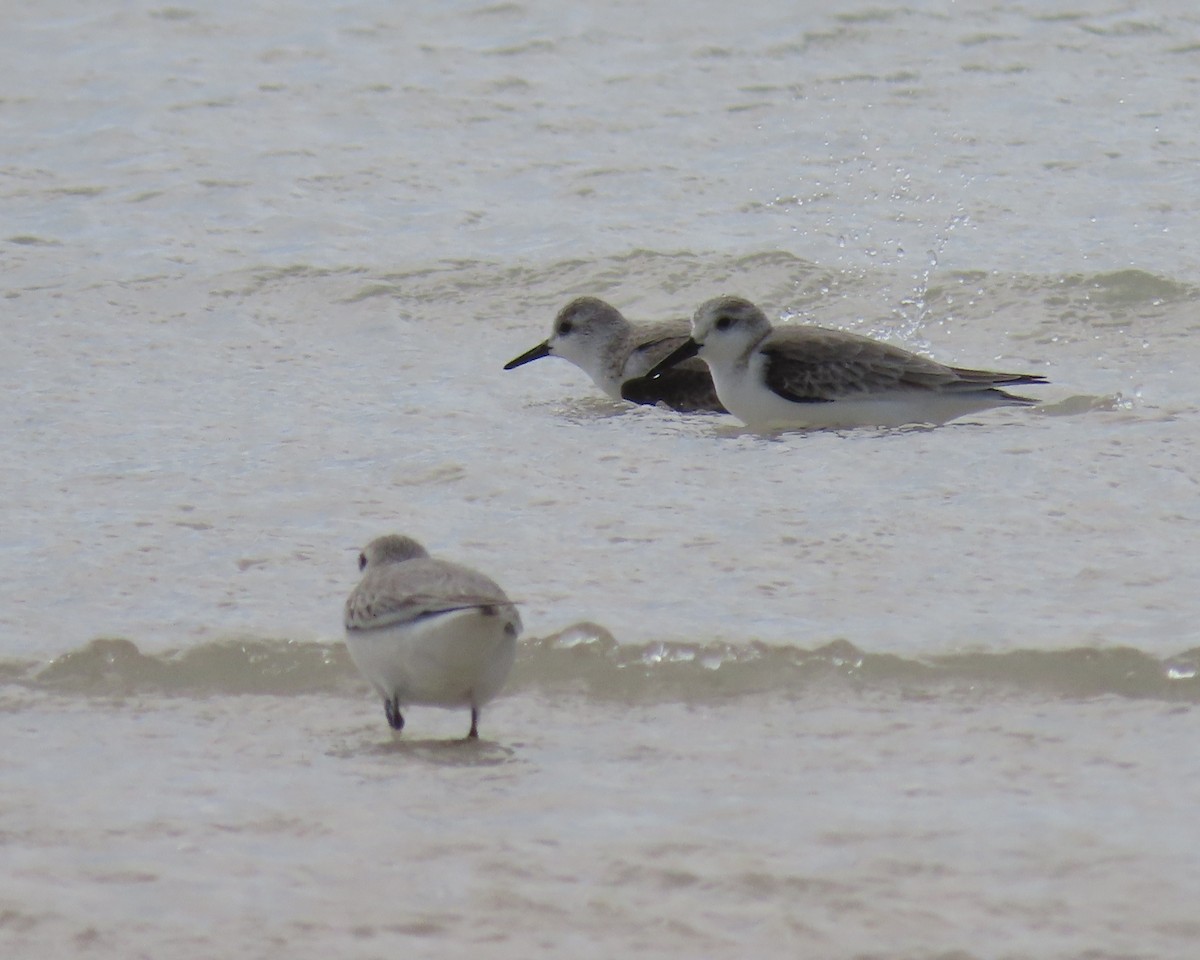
[4,625,1199,704]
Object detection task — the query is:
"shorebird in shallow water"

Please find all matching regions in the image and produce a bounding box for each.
[504,296,725,412]
[344,535,520,739]
[645,295,1047,430]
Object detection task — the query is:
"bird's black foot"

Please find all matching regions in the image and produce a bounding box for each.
[384,698,405,732]
[467,707,479,740]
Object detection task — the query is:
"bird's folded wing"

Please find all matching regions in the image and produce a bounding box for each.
[345,560,514,631]
[762,331,1018,402]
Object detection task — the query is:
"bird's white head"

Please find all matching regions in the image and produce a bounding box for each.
[544,297,630,379]
[690,296,774,363]
[357,534,430,572]
[501,296,633,393]
[504,297,631,393]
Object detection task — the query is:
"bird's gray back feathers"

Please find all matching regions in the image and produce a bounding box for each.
[345,558,518,632]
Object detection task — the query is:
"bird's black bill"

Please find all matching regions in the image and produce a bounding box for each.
[645,338,700,379]
[503,341,551,370]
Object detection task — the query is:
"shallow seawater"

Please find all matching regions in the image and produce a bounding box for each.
[5,1,1200,957]
[4,640,1200,959]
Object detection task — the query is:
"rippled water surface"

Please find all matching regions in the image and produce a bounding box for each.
[4,1,1200,957]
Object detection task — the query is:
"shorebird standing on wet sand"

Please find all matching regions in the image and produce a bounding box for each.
[344,534,520,740]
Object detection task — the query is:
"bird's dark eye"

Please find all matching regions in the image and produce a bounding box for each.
[358,552,367,571]
[715,316,733,331]
[557,319,573,336]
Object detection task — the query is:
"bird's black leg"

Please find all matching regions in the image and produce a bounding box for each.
[384,697,405,732]
[468,706,479,740]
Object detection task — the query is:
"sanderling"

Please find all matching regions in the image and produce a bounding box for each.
[645,295,1047,430]
[504,296,725,412]
[344,534,520,739]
